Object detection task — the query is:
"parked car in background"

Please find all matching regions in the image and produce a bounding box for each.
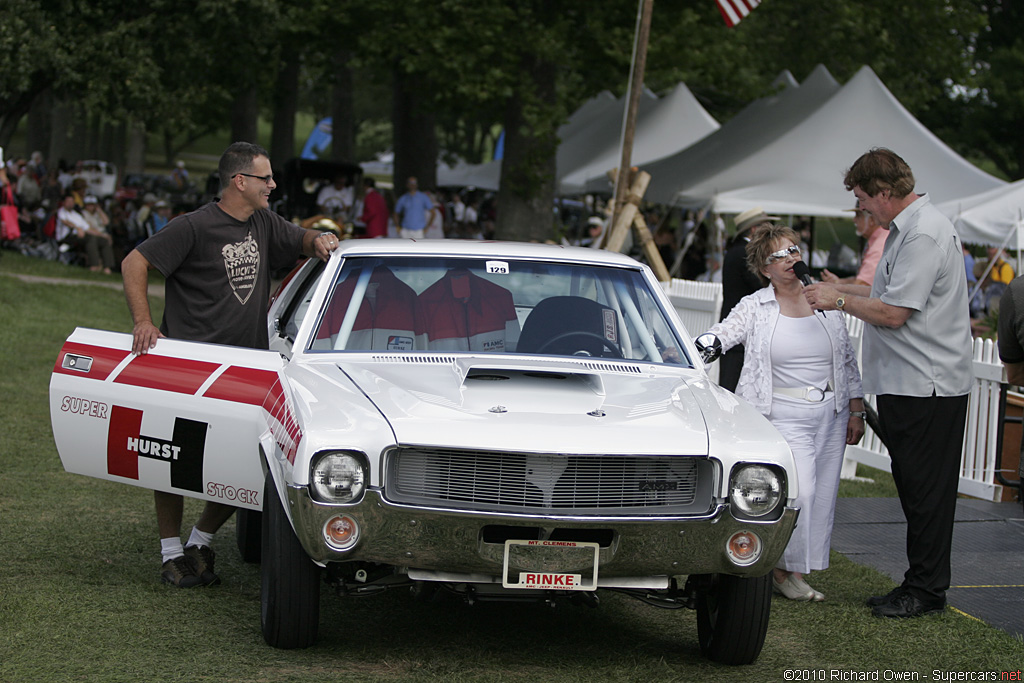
[49,240,798,665]
[115,172,201,212]
[74,160,118,199]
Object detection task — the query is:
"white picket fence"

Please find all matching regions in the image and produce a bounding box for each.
[663,279,1012,502]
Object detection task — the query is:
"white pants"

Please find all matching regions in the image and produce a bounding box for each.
[769,397,848,574]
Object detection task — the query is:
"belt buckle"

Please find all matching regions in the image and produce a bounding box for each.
[806,387,825,402]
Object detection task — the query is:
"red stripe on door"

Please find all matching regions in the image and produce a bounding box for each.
[203,366,280,406]
[114,354,220,395]
[53,342,131,381]
[107,405,143,480]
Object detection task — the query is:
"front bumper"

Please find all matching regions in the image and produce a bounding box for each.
[286,487,798,580]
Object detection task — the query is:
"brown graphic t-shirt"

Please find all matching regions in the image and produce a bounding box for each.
[137,202,306,349]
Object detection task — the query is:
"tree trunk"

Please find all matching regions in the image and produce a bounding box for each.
[49,100,79,168]
[124,121,146,175]
[392,66,437,189]
[495,58,557,243]
[330,50,355,162]
[231,86,260,146]
[26,90,52,160]
[270,54,300,169]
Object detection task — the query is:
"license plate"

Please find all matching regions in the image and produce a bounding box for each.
[501,539,600,591]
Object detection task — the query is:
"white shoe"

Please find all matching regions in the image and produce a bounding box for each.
[789,574,825,602]
[772,573,815,601]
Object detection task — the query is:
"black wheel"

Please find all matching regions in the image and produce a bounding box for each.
[695,573,771,665]
[261,473,320,649]
[235,508,262,563]
[535,331,624,358]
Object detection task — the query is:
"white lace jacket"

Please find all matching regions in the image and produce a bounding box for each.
[706,286,863,416]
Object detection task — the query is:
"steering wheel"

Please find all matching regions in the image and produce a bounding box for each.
[535,331,624,358]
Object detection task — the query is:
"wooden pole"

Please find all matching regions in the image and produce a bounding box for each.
[609,0,653,228]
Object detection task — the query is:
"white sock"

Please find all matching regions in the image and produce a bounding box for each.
[161,538,184,564]
[186,527,214,549]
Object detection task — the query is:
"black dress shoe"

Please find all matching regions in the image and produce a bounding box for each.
[871,592,945,618]
[865,585,906,607]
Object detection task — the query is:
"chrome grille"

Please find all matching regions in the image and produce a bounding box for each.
[386,447,709,515]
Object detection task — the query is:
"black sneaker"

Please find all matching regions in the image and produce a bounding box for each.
[871,592,945,618]
[184,545,221,586]
[161,556,203,588]
[865,585,906,607]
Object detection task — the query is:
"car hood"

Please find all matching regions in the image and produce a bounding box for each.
[330,356,710,456]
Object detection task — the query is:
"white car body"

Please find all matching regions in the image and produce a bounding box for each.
[50,239,798,664]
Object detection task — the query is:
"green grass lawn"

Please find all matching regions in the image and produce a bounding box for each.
[0,251,1020,682]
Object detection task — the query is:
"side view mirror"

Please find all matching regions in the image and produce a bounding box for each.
[694,333,722,365]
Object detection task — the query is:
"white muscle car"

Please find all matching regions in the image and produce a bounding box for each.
[50,239,797,665]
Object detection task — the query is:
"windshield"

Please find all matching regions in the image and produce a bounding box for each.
[308,256,690,366]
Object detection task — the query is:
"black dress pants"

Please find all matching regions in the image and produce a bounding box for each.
[876,393,969,605]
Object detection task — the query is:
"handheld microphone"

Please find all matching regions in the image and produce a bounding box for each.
[792,260,826,316]
[792,260,814,287]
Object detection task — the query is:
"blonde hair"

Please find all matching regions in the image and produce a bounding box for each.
[745,224,800,286]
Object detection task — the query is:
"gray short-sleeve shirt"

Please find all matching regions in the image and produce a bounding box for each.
[137,202,306,349]
[860,195,973,397]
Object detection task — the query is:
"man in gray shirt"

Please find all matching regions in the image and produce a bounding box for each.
[804,148,972,618]
[122,142,340,588]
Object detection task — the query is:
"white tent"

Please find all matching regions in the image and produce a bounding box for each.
[642,65,840,205]
[665,65,1005,216]
[557,82,720,195]
[434,89,645,193]
[938,179,1024,248]
[436,159,502,191]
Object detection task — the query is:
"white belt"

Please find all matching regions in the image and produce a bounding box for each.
[774,382,833,403]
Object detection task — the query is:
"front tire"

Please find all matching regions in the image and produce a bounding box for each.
[260,473,320,649]
[695,573,771,665]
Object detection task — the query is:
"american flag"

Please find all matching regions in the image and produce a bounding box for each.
[716,0,763,27]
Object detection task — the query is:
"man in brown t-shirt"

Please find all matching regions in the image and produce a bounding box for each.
[121,142,339,587]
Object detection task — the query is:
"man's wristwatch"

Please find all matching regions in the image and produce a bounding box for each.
[850,410,866,419]
[836,296,846,310]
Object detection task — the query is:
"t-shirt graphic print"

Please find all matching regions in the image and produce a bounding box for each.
[222,233,260,305]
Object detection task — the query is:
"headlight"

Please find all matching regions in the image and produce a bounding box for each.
[311,452,367,504]
[729,464,783,518]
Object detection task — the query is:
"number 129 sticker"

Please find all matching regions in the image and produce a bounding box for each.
[486,261,510,275]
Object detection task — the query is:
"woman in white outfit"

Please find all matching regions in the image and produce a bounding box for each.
[706,224,865,601]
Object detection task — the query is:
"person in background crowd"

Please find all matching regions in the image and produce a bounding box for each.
[121,142,340,589]
[822,201,890,287]
[393,176,433,239]
[424,190,445,239]
[718,207,778,392]
[462,198,483,239]
[69,177,88,208]
[450,192,466,235]
[144,200,171,236]
[81,195,110,236]
[56,194,114,273]
[317,173,354,221]
[706,223,864,602]
[359,177,388,239]
[170,160,190,190]
[987,246,1015,285]
[27,151,47,182]
[15,162,42,209]
[803,148,973,619]
[963,244,977,290]
[997,275,1024,515]
[697,252,722,282]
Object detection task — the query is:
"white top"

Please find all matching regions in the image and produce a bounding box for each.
[56,207,90,242]
[771,314,832,393]
[316,185,354,216]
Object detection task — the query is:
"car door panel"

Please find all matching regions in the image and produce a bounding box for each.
[50,327,293,511]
